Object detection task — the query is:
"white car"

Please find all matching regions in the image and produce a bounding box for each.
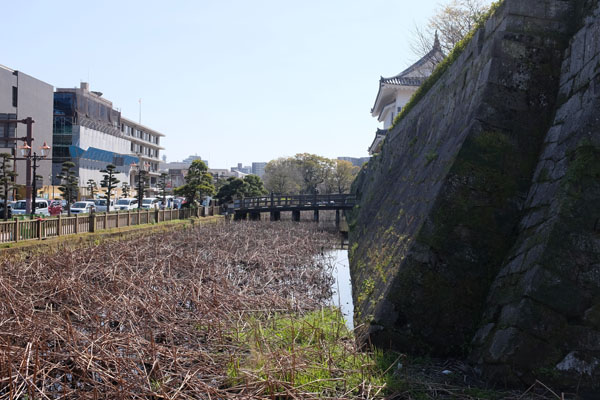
[141,198,161,210]
[12,198,50,216]
[94,199,114,212]
[114,198,139,210]
[70,201,96,214]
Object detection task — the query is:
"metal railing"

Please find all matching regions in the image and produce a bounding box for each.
[233,194,356,210]
[0,205,221,245]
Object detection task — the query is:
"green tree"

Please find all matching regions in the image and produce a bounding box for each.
[135,170,150,208]
[158,172,168,207]
[294,153,334,194]
[243,175,268,197]
[263,157,302,194]
[326,160,360,194]
[173,160,215,206]
[100,164,120,213]
[215,175,268,204]
[215,177,245,204]
[121,182,131,198]
[58,161,78,216]
[0,153,17,221]
[86,179,98,199]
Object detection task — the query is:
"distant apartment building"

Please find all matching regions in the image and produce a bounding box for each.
[120,117,165,193]
[231,163,251,174]
[0,64,53,192]
[159,162,189,190]
[52,83,165,194]
[251,162,267,178]
[182,154,208,167]
[212,168,247,179]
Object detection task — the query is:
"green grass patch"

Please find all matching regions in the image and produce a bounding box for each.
[228,307,386,397]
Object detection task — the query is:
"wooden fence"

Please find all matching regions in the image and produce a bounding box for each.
[0,206,221,244]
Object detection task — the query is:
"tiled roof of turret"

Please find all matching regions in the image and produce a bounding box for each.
[380,76,425,86]
[371,33,444,116]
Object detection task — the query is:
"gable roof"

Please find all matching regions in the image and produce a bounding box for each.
[371,34,444,118]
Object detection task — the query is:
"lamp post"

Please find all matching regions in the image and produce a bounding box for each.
[19,141,51,217]
[49,173,55,200]
[0,117,35,213]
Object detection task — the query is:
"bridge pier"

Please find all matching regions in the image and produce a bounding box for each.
[313,209,319,222]
[292,210,301,222]
[234,212,247,221]
[270,211,281,221]
[335,209,340,227]
[249,211,261,221]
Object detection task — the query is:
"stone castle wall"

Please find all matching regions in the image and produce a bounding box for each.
[349,0,600,392]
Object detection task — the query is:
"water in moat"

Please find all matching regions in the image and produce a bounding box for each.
[327,249,354,330]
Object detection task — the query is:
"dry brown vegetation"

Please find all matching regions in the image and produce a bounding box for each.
[0,221,344,399]
[0,220,568,399]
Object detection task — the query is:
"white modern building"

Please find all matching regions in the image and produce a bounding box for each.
[53,83,135,189]
[52,83,166,196]
[369,35,444,154]
[120,117,165,193]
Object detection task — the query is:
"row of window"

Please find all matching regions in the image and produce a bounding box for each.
[120,124,160,145]
[130,142,159,159]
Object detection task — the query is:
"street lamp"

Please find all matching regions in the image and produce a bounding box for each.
[19,141,51,216]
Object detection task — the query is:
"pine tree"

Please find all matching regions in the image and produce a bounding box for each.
[100,164,120,213]
[58,161,78,216]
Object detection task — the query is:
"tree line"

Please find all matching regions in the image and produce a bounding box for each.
[0,154,359,218]
[262,154,360,195]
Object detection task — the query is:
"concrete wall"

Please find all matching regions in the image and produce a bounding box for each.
[0,68,53,188]
[75,126,130,155]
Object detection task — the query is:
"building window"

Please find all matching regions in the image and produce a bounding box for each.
[12,87,17,107]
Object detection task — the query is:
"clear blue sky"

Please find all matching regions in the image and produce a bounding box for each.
[2,0,489,169]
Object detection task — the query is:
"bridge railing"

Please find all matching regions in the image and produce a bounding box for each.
[233,194,356,210]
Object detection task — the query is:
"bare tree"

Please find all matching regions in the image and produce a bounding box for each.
[411,0,490,60]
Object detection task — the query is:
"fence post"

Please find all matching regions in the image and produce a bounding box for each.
[155,209,160,223]
[127,210,131,226]
[38,218,43,240]
[89,211,96,233]
[57,214,62,236]
[116,210,119,228]
[75,214,79,234]
[13,218,19,242]
[104,212,108,230]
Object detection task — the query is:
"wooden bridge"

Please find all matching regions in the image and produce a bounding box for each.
[232,194,356,223]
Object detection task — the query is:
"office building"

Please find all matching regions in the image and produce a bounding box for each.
[251,162,267,178]
[120,117,165,193]
[0,64,53,192]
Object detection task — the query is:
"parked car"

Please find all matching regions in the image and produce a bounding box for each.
[114,198,139,210]
[12,198,50,216]
[70,201,96,214]
[94,199,114,212]
[48,200,63,216]
[141,197,161,210]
